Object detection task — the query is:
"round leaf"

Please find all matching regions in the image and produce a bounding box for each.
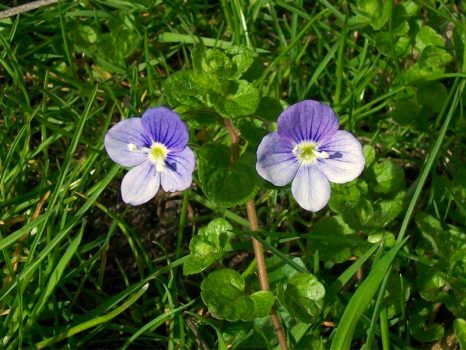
[278,273,325,323]
[201,269,275,321]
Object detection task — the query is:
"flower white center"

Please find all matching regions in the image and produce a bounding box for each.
[292,141,329,164]
[127,143,138,152]
[148,142,169,172]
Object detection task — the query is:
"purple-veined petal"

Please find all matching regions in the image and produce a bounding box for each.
[277,100,339,144]
[161,147,196,192]
[256,132,300,186]
[104,118,150,167]
[141,107,188,152]
[121,161,160,205]
[291,165,330,212]
[317,130,365,184]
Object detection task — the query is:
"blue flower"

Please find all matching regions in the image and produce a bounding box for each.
[256,100,365,212]
[104,107,195,205]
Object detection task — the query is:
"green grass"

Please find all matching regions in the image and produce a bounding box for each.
[1,0,466,349]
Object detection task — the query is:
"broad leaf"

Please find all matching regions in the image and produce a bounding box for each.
[183,218,234,275]
[278,273,325,323]
[201,269,275,321]
[197,144,259,207]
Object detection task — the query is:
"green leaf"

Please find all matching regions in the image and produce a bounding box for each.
[329,181,375,229]
[355,0,389,30]
[183,218,234,275]
[380,274,409,318]
[395,36,411,57]
[278,273,325,323]
[409,300,444,342]
[415,212,447,257]
[309,216,370,263]
[415,26,445,51]
[166,46,259,117]
[401,1,419,17]
[363,144,376,168]
[356,0,381,17]
[375,32,411,57]
[236,118,268,148]
[371,191,405,227]
[368,159,406,195]
[402,63,443,84]
[415,265,447,302]
[391,6,410,36]
[201,269,275,321]
[367,230,395,247]
[454,318,466,350]
[390,97,421,125]
[175,106,222,128]
[417,82,448,113]
[410,322,444,343]
[228,46,257,78]
[192,45,256,80]
[192,46,231,75]
[256,97,285,122]
[165,70,212,109]
[197,144,259,207]
[329,180,367,214]
[165,71,258,117]
[265,256,307,287]
[212,80,260,117]
[419,46,453,69]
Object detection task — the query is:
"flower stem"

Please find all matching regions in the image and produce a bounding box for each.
[223,117,288,350]
[246,200,289,350]
[224,118,240,163]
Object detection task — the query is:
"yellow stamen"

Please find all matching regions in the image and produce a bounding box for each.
[149,142,169,172]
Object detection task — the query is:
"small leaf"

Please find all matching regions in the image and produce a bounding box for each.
[368,159,406,195]
[183,218,234,275]
[228,46,257,78]
[212,80,260,117]
[278,273,325,323]
[192,45,256,80]
[237,118,268,148]
[401,1,419,17]
[415,26,445,51]
[419,46,453,69]
[329,181,375,229]
[201,269,275,321]
[164,71,212,109]
[197,144,259,207]
[416,82,448,113]
[454,318,466,349]
[409,300,445,342]
[371,191,405,227]
[375,32,411,57]
[363,144,376,168]
[309,216,369,263]
[264,256,307,287]
[391,6,410,36]
[390,97,421,125]
[256,97,285,122]
[367,230,395,247]
[415,265,447,302]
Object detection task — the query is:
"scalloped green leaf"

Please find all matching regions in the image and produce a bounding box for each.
[415,26,445,51]
[197,144,259,208]
[183,218,234,276]
[308,216,370,263]
[368,159,406,195]
[278,273,325,323]
[201,269,274,321]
